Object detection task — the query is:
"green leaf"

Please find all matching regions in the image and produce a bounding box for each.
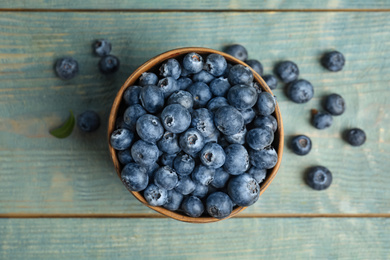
[49,111,75,139]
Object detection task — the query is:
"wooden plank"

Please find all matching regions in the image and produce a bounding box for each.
[0,12,390,215]
[0,218,389,259]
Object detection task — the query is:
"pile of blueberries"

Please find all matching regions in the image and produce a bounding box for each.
[110,50,280,219]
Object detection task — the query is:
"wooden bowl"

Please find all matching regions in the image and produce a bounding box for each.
[108,47,284,223]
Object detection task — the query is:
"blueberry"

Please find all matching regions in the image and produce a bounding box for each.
[275,61,299,83]
[324,93,346,116]
[191,108,217,138]
[123,85,142,106]
[287,79,314,104]
[179,128,205,156]
[253,115,278,132]
[182,196,204,217]
[240,108,256,124]
[55,57,79,80]
[161,104,191,134]
[77,110,100,132]
[248,167,267,184]
[175,175,196,195]
[249,146,278,169]
[99,55,120,74]
[225,126,247,145]
[255,92,276,116]
[139,72,158,86]
[159,58,181,80]
[206,192,233,219]
[157,77,180,98]
[167,90,193,110]
[321,51,345,72]
[163,190,184,211]
[228,64,254,85]
[246,59,263,76]
[203,129,220,144]
[227,173,259,206]
[246,127,274,150]
[192,70,215,84]
[211,168,230,189]
[177,77,193,90]
[345,128,366,146]
[291,135,312,156]
[262,74,278,90]
[154,166,178,190]
[305,166,332,190]
[157,132,181,154]
[200,142,226,169]
[222,63,233,78]
[187,82,213,108]
[144,184,168,206]
[136,114,164,143]
[312,111,333,129]
[160,153,177,168]
[227,84,258,110]
[191,182,209,198]
[93,39,112,57]
[214,106,244,135]
[224,44,248,61]
[131,140,159,166]
[117,149,133,165]
[173,153,195,176]
[123,104,147,131]
[207,97,229,113]
[121,163,148,191]
[183,52,204,74]
[110,128,135,151]
[180,67,191,77]
[139,85,165,113]
[192,165,215,186]
[204,53,227,77]
[224,144,249,175]
[209,77,231,97]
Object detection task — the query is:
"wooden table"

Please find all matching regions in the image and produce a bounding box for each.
[1,2,389,259]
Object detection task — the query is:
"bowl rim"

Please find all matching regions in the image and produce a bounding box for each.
[108,47,284,223]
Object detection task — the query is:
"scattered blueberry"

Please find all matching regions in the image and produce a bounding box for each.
[204,53,227,77]
[262,74,278,90]
[99,55,120,74]
[139,72,158,86]
[144,184,168,206]
[291,135,312,155]
[77,110,100,132]
[209,77,231,97]
[123,104,147,131]
[228,64,254,85]
[55,57,79,80]
[192,165,215,186]
[312,110,333,129]
[275,61,299,83]
[248,167,267,184]
[183,52,204,74]
[175,175,196,195]
[224,44,248,61]
[249,146,278,169]
[187,82,213,108]
[321,51,345,72]
[255,92,276,116]
[206,192,234,219]
[182,196,204,217]
[345,128,366,146]
[246,59,263,76]
[110,128,135,151]
[173,153,195,176]
[287,79,314,104]
[163,190,184,211]
[131,140,159,166]
[246,127,274,150]
[121,163,148,191]
[154,166,178,190]
[139,85,165,113]
[93,39,112,56]
[159,58,181,79]
[211,168,230,189]
[136,114,164,143]
[223,144,249,175]
[324,93,346,116]
[305,166,332,190]
[200,142,226,169]
[227,84,258,110]
[214,106,244,135]
[191,108,217,138]
[123,85,142,106]
[227,173,260,206]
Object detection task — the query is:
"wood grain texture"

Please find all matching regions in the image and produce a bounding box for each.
[0,218,389,259]
[0,12,389,215]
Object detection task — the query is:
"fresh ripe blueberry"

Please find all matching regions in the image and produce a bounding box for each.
[191,108,217,138]
[121,163,148,191]
[77,110,100,132]
[262,74,278,90]
[207,97,229,113]
[321,51,345,72]
[204,129,220,144]
[163,190,184,211]
[175,175,196,195]
[228,64,254,85]
[139,72,158,86]
[183,52,204,74]
[246,59,263,76]
[275,61,299,83]
[209,77,231,97]
[240,108,256,124]
[325,93,346,116]
[306,166,332,190]
[146,162,159,180]
[246,127,274,150]
[182,196,204,217]
[211,168,230,189]
[227,173,260,206]
[227,84,258,110]
[192,70,215,84]
[180,67,191,77]
[249,146,278,169]
[191,182,209,198]
[312,111,333,129]
[224,144,249,175]
[253,115,278,132]
[179,128,205,156]
[123,104,147,131]
[117,149,133,165]
[224,44,248,61]
[55,57,79,80]
[154,166,178,190]
[167,90,193,110]
[206,192,233,219]
[248,167,267,184]
[200,142,226,169]
[144,184,168,206]
[99,55,120,74]
[287,79,314,104]
[214,106,244,135]
[187,82,213,109]
[225,126,247,145]
[173,153,195,176]
[345,128,366,146]
[131,140,159,166]
[255,92,276,116]
[161,104,191,134]
[177,77,193,90]
[192,165,215,186]
[157,132,181,154]
[110,128,134,151]
[159,58,181,79]
[204,54,227,77]
[123,85,142,106]
[222,63,233,78]
[136,114,164,143]
[139,85,165,113]
[291,135,312,155]
[93,39,112,57]
[157,77,180,98]
[160,153,177,168]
